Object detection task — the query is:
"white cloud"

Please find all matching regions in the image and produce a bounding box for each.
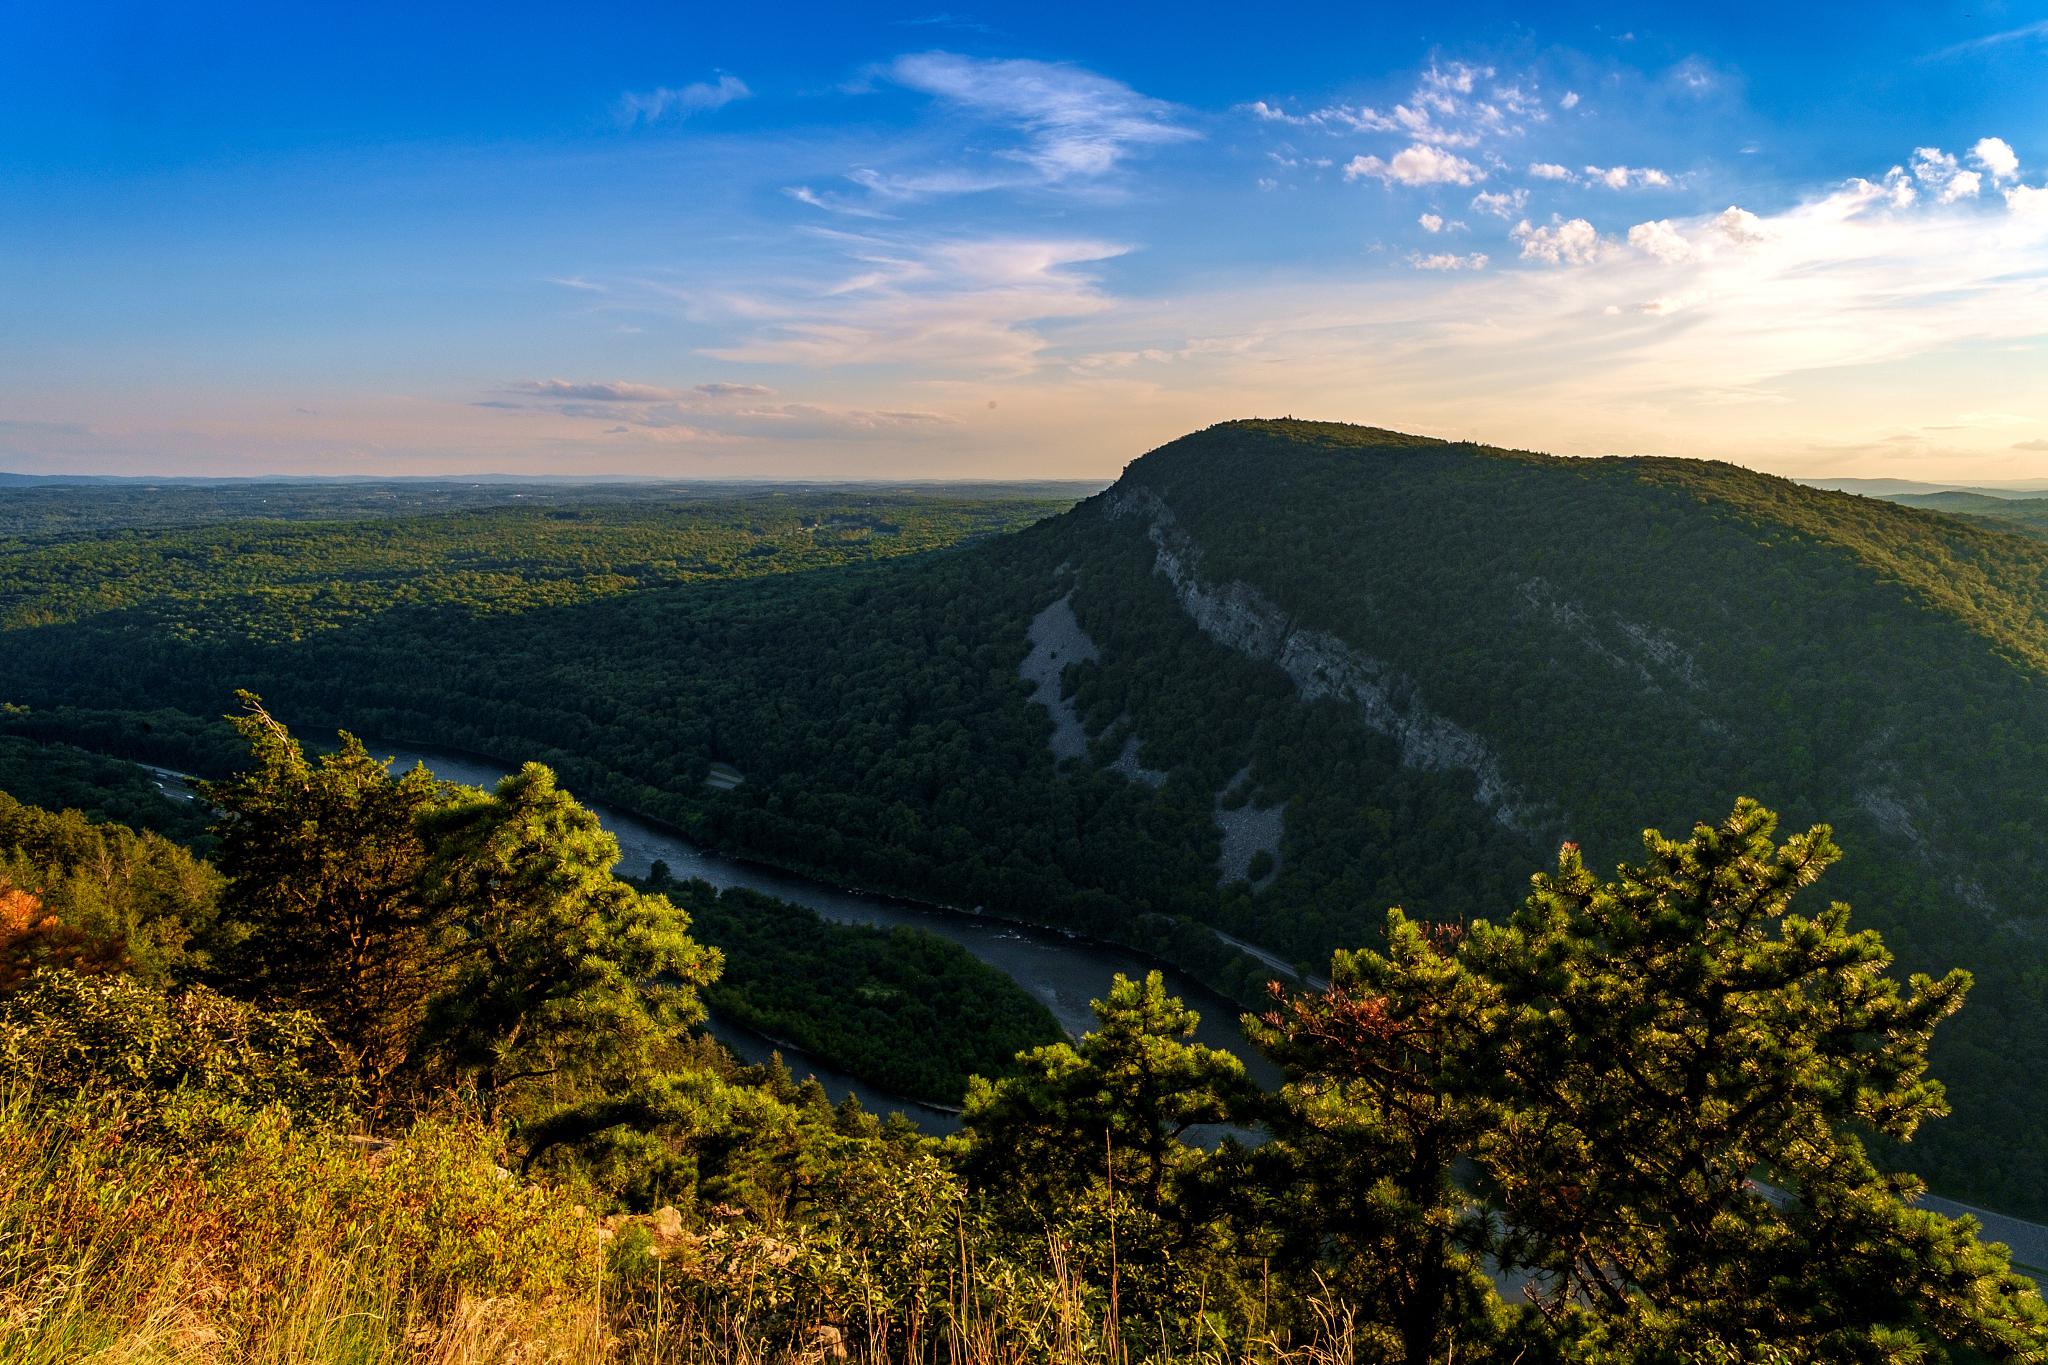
[1912,147,1984,203]
[1419,213,1444,233]
[1426,62,1485,97]
[1628,219,1693,263]
[1512,217,1607,265]
[881,52,1194,188]
[1714,206,1770,244]
[1241,57,1536,154]
[1845,166,1918,209]
[1973,137,2021,181]
[1528,162,1574,181]
[1559,90,1580,110]
[1627,207,1771,265]
[618,75,750,125]
[1411,251,1488,271]
[1669,57,1718,93]
[1470,188,1529,218]
[1585,164,1673,190]
[1345,144,1485,186]
[2009,183,2048,220]
[689,232,1133,375]
[694,382,777,398]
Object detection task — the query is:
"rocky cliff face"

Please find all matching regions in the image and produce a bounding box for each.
[1107,484,1536,833]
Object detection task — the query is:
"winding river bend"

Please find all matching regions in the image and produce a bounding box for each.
[369,747,1281,1132]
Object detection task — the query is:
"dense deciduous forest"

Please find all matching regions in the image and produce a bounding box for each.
[6,422,2048,1219]
[659,875,1061,1105]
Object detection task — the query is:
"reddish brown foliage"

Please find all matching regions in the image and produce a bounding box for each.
[0,876,125,992]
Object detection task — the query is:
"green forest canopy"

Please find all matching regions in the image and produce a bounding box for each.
[7,424,2048,1217]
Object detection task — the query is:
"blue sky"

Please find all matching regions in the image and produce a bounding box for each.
[4,1,2046,477]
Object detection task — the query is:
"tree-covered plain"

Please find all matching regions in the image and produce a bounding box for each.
[7,423,2048,1214]
[0,476,1100,539]
[0,729,214,845]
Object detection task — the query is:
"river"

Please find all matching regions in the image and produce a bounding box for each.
[369,746,1281,1131]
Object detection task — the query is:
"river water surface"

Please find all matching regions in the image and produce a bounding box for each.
[374,746,1280,1130]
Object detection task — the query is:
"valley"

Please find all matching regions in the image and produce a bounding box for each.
[9,420,2048,1218]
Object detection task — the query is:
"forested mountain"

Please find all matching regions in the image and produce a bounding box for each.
[7,422,2048,1213]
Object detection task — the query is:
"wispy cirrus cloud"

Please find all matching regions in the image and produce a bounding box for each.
[1927,19,2048,60]
[484,380,953,445]
[834,52,1194,201]
[1410,251,1488,271]
[505,379,679,402]
[783,185,894,219]
[1245,60,1539,150]
[618,74,750,125]
[694,231,1131,373]
[573,229,1130,379]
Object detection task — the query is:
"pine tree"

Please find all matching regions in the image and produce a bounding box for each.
[1247,910,1504,1364]
[1467,800,2048,1360]
[961,971,1255,1341]
[415,761,721,1113]
[201,693,449,1088]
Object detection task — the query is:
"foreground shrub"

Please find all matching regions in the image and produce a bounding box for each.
[0,967,353,1123]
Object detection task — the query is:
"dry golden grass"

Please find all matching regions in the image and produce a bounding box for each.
[0,1095,1366,1365]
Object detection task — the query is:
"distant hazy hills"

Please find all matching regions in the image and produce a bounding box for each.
[1800,476,2048,499]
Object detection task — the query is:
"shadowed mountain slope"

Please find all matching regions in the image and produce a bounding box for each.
[6,422,2048,1212]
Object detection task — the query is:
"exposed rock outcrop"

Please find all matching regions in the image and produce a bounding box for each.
[1110,732,1169,788]
[1214,766,1283,889]
[1109,485,1536,833]
[1019,593,1099,762]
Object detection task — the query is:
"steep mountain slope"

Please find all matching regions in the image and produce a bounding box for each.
[7,422,2048,1212]
[1033,421,2048,1208]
